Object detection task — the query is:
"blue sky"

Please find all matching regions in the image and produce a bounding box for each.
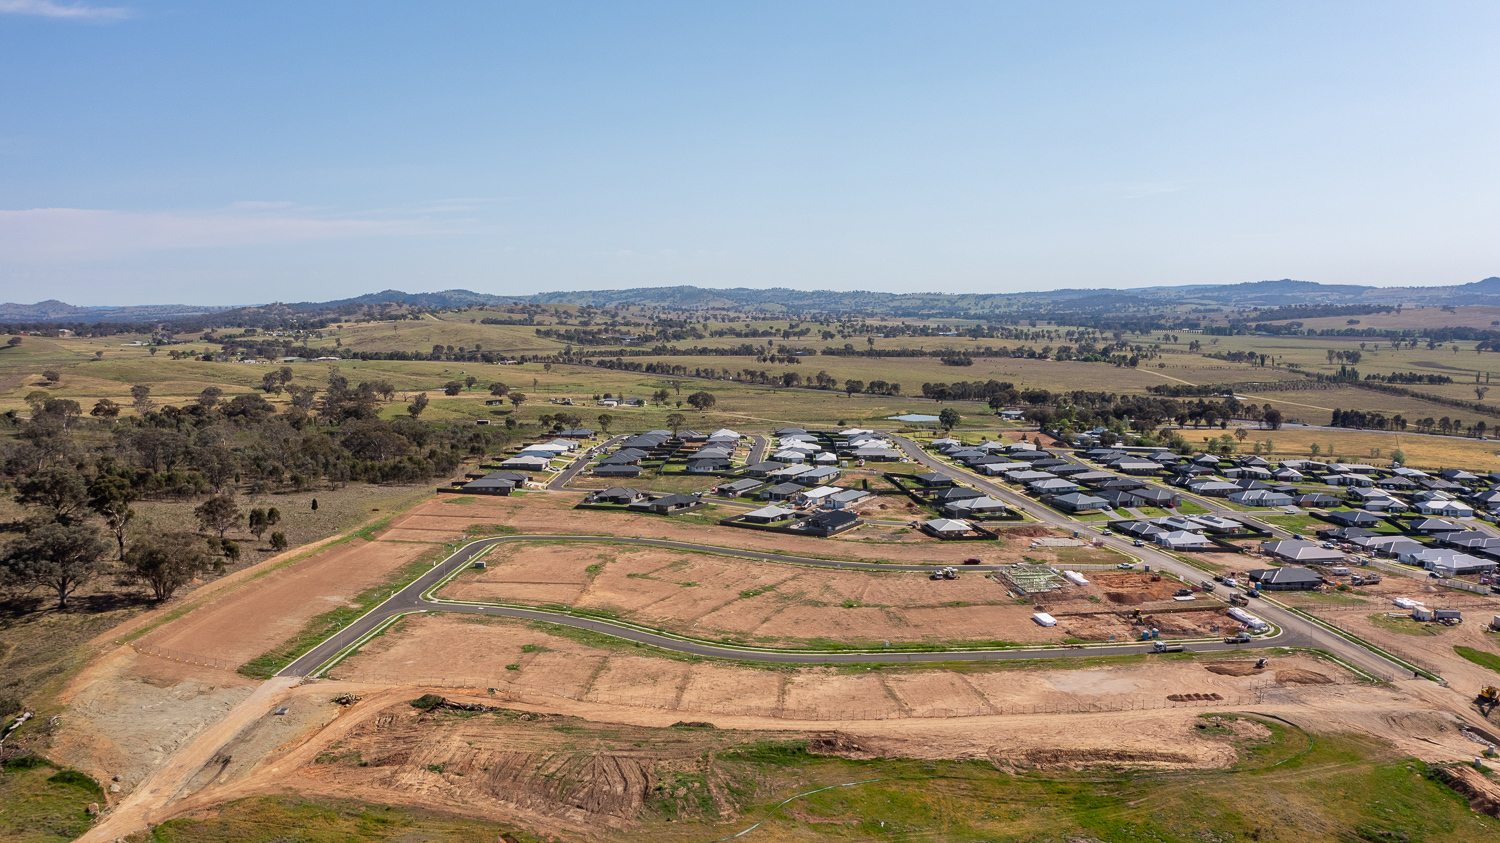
[2,1,1497,305]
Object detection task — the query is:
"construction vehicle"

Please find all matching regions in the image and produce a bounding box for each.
[1229,592,1249,607]
[1225,631,1252,644]
[1151,641,1185,653]
[1351,572,1381,586]
[1256,657,1269,669]
[1479,686,1500,714]
[1150,572,1162,582]
[1200,580,1216,593]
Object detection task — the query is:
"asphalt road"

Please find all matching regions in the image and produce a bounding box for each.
[277,534,1307,678]
[547,435,623,490]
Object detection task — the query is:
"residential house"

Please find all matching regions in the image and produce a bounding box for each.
[1417,499,1474,518]
[716,478,764,497]
[922,518,975,537]
[1052,492,1110,513]
[592,464,642,478]
[794,509,862,536]
[1260,540,1345,564]
[1327,509,1381,528]
[590,487,648,505]
[1229,489,1294,507]
[943,496,1009,518]
[741,505,798,524]
[628,494,700,514]
[500,454,552,472]
[1157,530,1213,550]
[1248,568,1324,591]
[760,482,806,501]
[1030,478,1082,495]
[828,489,871,509]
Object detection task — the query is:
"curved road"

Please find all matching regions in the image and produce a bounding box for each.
[278,534,1308,678]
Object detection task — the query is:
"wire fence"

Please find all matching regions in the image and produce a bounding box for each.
[322,672,1354,720]
[127,642,239,673]
[1291,609,1448,676]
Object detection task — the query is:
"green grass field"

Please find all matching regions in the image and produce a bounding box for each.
[135,719,1499,843]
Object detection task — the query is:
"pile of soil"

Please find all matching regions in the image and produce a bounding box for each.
[991,747,1195,770]
[1206,662,1266,677]
[807,731,879,760]
[1274,668,1332,685]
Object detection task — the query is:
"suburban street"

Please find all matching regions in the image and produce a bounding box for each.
[887,434,1415,681]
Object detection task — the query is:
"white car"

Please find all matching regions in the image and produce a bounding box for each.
[1117,562,1136,570]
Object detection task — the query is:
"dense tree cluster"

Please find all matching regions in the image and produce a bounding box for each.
[2,369,499,608]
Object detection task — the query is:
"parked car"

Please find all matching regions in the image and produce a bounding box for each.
[1132,539,1145,547]
[963,557,982,565]
[1117,562,1136,570]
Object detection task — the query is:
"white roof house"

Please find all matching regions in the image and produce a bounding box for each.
[742,505,798,523]
[768,463,814,479]
[1417,499,1474,517]
[1156,530,1212,550]
[924,518,973,535]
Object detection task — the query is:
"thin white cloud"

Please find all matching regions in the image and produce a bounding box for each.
[0,0,130,20]
[0,207,429,262]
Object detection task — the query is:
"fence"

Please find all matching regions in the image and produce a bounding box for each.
[1292,608,1449,676]
[127,641,239,673]
[330,672,1312,720]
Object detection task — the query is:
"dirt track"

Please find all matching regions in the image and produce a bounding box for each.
[140,538,435,665]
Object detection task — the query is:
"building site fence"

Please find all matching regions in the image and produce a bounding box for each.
[127,642,239,673]
[1292,608,1448,676]
[325,672,1359,721]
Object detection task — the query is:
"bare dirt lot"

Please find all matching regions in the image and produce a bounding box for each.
[330,613,1341,719]
[141,537,436,665]
[50,647,259,799]
[438,542,1166,646]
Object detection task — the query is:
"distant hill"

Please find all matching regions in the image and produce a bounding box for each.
[5,277,1500,323]
[0,299,228,322]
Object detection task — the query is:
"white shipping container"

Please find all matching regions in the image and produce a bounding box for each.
[1032,612,1058,627]
[1227,607,1268,630]
[1062,570,1090,586]
[1393,598,1424,609]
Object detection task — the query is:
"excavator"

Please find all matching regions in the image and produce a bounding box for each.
[1479,686,1500,715]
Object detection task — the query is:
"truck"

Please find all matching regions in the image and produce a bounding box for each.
[1229,592,1250,607]
[1199,580,1216,593]
[1351,572,1381,586]
[1225,631,1252,644]
[1151,641,1185,653]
